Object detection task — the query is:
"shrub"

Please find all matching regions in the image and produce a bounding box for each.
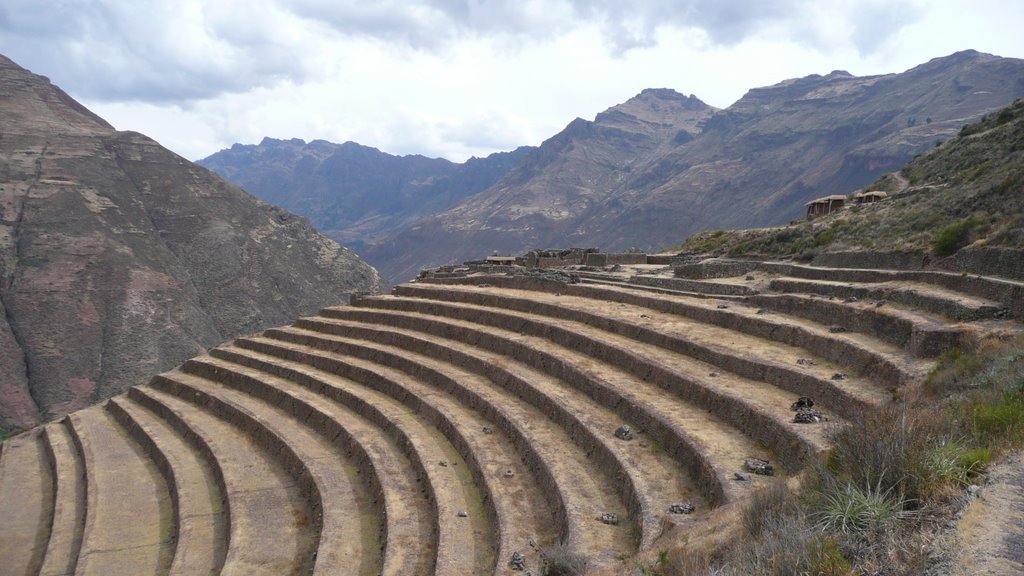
[808,537,854,575]
[921,439,987,490]
[541,544,588,576]
[743,482,792,537]
[811,481,907,534]
[828,405,938,501]
[970,391,1024,443]
[0,426,24,441]
[933,218,981,257]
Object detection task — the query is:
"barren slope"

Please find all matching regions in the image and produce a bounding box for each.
[0,55,386,428]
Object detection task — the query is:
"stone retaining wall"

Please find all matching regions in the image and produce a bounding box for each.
[359,295,818,472]
[419,276,912,389]
[674,260,759,280]
[630,275,757,296]
[260,325,576,549]
[584,253,648,267]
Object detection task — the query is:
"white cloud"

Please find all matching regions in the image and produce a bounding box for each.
[2,1,1021,163]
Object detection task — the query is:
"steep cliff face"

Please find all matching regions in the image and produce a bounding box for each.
[361,50,1024,282]
[198,138,533,251]
[0,55,386,427]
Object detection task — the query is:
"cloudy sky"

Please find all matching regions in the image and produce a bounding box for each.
[1,1,1022,162]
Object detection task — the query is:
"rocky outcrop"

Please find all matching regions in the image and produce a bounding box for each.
[0,54,386,427]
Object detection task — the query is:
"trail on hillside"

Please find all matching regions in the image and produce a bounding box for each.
[952,452,1024,574]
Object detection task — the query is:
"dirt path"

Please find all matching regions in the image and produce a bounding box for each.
[952,451,1024,575]
[891,170,910,192]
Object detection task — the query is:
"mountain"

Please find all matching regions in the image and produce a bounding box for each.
[360,50,1024,282]
[681,97,1024,263]
[364,88,718,280]
[0,55,386,429]
[198,137,533,251]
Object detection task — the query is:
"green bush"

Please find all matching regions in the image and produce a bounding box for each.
[0,426,23,441]
[933,218,981,257]
[811,481,907,534]
[970,391,1024,442]
[808,537,854,575]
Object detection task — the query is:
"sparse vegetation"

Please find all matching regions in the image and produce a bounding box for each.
[933,217,981,256]
[0,426,24,441]
[675,99,1024,260]
[541,544,589,576]
[658,336,1024,575]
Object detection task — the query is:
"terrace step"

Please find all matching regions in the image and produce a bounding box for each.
[180,354,445,576]
[746,293,978,358]
[397,283,894,410]
[130,384,317,576]
[290,316,706,549]
[671,258,1024,320]
[628,275,759,296]
[343,295,831,468]
[67,406,174,576]
[222,337,556,575]
[769,277,1007,321]
[106,395,227,576]
[257,323,636,570]
[423,276,926,388]
[0,428,52,576]
[38,422,86,576]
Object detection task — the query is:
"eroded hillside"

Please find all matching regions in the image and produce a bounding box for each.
[0,55,386,428]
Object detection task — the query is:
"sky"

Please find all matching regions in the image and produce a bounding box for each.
[1,1,1022,163]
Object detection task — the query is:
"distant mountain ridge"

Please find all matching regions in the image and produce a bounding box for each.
[199,137,533,251]
[362,50,1024,281]
[0,55,386,428]
[202,51,1024,283]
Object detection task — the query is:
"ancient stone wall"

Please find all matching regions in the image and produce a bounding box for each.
[584,253,647,267]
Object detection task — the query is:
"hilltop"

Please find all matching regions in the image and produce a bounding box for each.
[0,55,386,429]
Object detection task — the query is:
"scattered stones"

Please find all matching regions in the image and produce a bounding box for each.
[843,296,858,303]
[614,424,633,441]
[482,426,494,434]
[438,460,449,467]
[717,303,730,309]
[790,396,814,410]
[797,358,817,366]
[504,468,515,478]
[744,458,775,476]
[599,512,619,525]
[509,551,527,571]
[744,274,755,281]
[733,472,751,482]
[829,325,846,333]
[793,407,823,424]
[831,373,848,381]
[668,502,695,514]
[967,484,981,497]
[457,510,468,517]
[477,283,491,288]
